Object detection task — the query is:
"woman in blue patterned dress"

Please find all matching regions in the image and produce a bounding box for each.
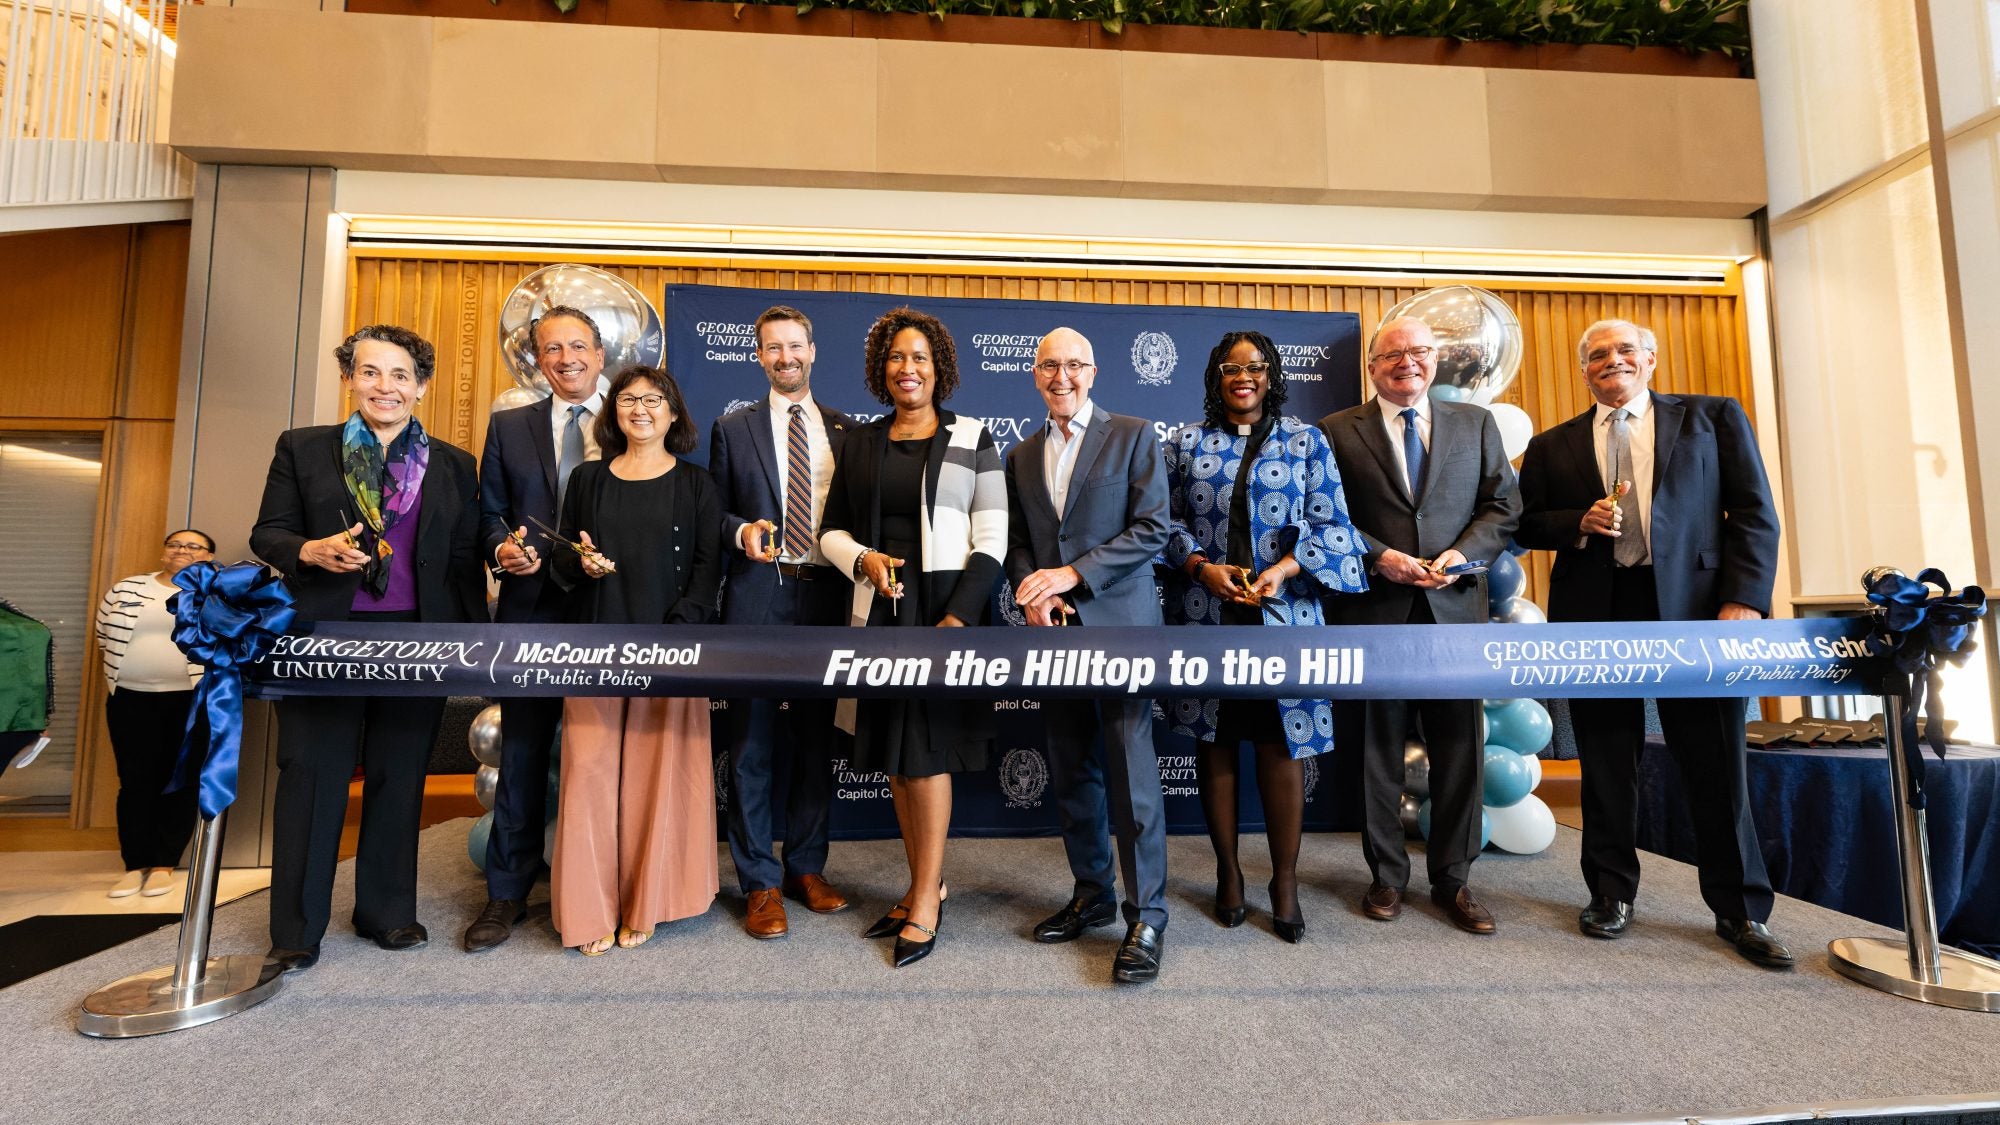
[1162,330,1368,943]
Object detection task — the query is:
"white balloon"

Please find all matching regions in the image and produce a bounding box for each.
[1487,794,1558,854]
[1484,402,1536,462]
[1523,751,1544,791]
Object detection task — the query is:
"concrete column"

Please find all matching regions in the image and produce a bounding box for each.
[166,164,340,868]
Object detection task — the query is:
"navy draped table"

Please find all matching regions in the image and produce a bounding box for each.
[1635,739,2000,958]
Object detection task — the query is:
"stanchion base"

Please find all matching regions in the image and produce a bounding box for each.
[1828,937,2000,1012]
[76,955,284,1038]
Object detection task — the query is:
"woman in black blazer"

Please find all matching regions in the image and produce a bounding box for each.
[250,324,484,974]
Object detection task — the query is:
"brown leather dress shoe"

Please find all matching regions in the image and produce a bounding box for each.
[745,887,789,939]
[1433,885,1497,934]
[783,873,851,914]
[1362,883,1404,921]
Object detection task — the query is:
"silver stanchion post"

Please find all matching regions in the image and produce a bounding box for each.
[1827,690,2000,1011]
[76,810,283,1037]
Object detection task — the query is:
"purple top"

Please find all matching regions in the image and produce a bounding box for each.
[351,490,421,613]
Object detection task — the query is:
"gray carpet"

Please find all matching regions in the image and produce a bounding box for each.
[4,822,1998,1124]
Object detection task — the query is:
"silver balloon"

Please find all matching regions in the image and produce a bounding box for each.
[474,764,499,811]
[1399,793,1424,840]
[498,264,664,395]
[1492,596,1548,624]
[1403,739,1431,801]
[1382,285,1523,405]
[491,385,541,415]
[468,704,503,767]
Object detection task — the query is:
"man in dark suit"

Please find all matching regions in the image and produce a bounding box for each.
[462,305,606,953]
[1516,318,1793,969]
[1320,316,1520,934]
[711,305,855,939]
[1005,326,1173,984]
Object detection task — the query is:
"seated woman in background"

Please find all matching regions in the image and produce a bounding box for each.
[94,528,215,899]
[550,364,722,957]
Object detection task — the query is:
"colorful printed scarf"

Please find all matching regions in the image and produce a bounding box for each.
[340,413,430,597]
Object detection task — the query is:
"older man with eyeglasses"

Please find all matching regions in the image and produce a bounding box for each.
[1319,316,1520,935]
[1004,326,1174,983]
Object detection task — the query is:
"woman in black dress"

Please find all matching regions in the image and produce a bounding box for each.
[819,307,1007,968]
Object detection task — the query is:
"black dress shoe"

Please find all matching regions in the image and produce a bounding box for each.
[1716,917,1797,969]
[1213,900,1247,928]
[357,923,429,951]
[1033,895,1117,944]
[463,899,526,953]
[1578,896,1634,939]
[893,919,938,968]
[1112,923,1163,984]
[266,946,319,974]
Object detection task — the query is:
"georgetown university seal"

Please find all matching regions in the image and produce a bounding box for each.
[1131,332,1177,386]
[999,747,1049,809]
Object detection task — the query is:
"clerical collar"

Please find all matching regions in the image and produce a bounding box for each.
[1235,423,1255,436]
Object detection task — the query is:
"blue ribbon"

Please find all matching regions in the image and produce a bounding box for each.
[1864,567,1986,810]
[166,561,297,820]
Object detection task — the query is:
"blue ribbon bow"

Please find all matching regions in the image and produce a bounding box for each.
[1864,567,1986,809]
[166,561,297,819]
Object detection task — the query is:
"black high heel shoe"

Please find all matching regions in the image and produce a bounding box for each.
[1270,879,1304,944]
[864,885,947,939]
[1215,864,1246,927]
[893,919,938,967]
[863,905,909,939]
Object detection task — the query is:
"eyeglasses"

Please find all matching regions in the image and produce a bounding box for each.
[1371,346,1436,365]
[1033,360,1096,377]
[164,541,211,552]
[615,394,668,409]
[1217,362,1271,377]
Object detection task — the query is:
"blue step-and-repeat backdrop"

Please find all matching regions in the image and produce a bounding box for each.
[662,284,1366,839]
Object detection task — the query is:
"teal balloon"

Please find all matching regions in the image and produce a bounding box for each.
[1486,697,1554,754]
[1418,799,1493,849]
[1429,384,1473,403]
[467,811,494,872]
[1483,743,1534,807]
[1487,551,1526,605]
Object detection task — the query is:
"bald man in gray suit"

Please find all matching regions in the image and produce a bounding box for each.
[1005,327,1172,984]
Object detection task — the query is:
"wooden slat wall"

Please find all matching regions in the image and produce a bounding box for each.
[348,257,1751,609]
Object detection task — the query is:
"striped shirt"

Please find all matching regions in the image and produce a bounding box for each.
[95,574,202,692]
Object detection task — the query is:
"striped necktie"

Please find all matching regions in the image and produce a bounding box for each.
[783,405,814,561]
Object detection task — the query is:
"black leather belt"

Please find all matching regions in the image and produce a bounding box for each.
[778,562,833,580]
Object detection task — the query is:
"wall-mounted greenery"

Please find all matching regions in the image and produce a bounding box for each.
[660,0,1751,56]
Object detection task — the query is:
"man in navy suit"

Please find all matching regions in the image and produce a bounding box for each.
[1320,316,1519,935]
[1516,318,1794,969]
[711,305,856,939]
[1005,326,1173,984]
[462,305,606,953]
